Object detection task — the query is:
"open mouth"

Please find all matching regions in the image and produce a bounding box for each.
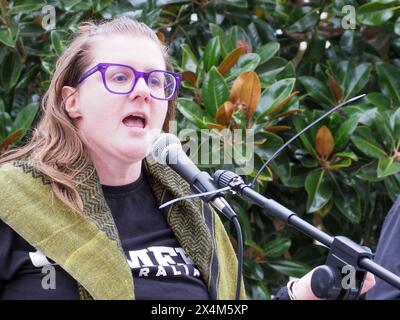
[122,114,147,129]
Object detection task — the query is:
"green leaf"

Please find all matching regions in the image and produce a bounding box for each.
[203,37,221,72]
[256,42,280,65]
[63,0,82,10]
[0,52,22,92]
[376,62,400,105]
[378,156,400,178]
[229,53,261,79]
[51,31,68,56]
[256,78,296,121]
[12,102,40,135]
[41,59,55,75]
[298,76,335,106]
[0,112,13,141]
[367,92,391,111]
[305,170,332,213]
[268,259,311,278]
[395,16,400,36]
[201,66,229,116]
[375,111,395,151]
[0,29,16,48]
[292,116,319,159]
[244,259,264,281]
[335,151,359,162]
[384,175,400,202]
[344,63,372,100]
[177,98,209,129]
[263,238,291,258]
[357,2,399,26]
[216,0,247,8]
[392,108,400,140]
[351,126,387,158]
[356,161,385,182]
[181,44,199,74]
[10,0,46,14]
[254,131,291,180]
[250,283,270,300]
[334,115,359,151]
[287,9,319,32]
[93,0,113,12]
[0,99,4,112]
[333,183,362,223]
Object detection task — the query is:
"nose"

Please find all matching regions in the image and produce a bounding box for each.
[128,76,151,102]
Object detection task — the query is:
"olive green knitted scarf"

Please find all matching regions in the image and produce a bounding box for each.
[0,156,245,300]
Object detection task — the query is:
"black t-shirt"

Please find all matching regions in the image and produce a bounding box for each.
[0,171,210,300]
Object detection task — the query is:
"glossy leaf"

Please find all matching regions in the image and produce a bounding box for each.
[256,42,280,65]
[203,37,221,72]
[333,183,362,223]
[344,63,372,100]
[287,9,319,32]
[256,78,296,121]
[12,102,40,132]
[51,31,68,56]
[268,259,311,278]
[376,62,400,105]
[351,126,387,158]
[201,67,229,117]
[377,156,400,178]
[305,170,332,213]
[298,76,335,106]
[177,98,209,129]
[0,52,22,92]
[181,44,199,74]
[357,2,398,26]
[263,238,291,258]
[10,1,46,14]
[0,29,16,48]
[334,115,359,151]
[395,16,400,35]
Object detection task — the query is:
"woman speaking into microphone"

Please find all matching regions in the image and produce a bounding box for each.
[0,17,373,300]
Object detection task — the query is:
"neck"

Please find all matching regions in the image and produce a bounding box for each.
[91,156,143,186]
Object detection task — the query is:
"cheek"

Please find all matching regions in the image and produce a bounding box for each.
[151,102,169,128]
[78,88,120,127]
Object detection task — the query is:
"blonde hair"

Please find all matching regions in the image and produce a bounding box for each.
[0,17,176,214]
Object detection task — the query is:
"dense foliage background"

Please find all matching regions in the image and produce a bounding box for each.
[1,0,400,299]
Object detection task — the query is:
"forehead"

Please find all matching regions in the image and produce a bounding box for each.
[90,34,166,71]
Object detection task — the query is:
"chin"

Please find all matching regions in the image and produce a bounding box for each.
[120,144,150,162]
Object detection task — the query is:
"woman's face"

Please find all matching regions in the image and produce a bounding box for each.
[64,34,168,164]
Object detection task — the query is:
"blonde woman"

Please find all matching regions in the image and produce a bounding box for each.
[0,17,374,300]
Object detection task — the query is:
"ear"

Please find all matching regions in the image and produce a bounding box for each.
[62,86,82,119]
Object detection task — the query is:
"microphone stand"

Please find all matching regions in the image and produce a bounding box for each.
[214,170,400,299]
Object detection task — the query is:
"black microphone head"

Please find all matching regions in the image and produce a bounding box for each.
[151,133,182,165]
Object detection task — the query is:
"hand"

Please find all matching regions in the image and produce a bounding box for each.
[292,268,376,300]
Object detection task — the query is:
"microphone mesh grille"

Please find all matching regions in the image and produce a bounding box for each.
[151,133,181,164]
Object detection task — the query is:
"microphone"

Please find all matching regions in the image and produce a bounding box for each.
[151,133,237,220]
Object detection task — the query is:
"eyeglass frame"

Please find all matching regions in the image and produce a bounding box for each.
[76,62,182,101]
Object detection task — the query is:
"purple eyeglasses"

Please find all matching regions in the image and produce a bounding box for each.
[76,63,182,101]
